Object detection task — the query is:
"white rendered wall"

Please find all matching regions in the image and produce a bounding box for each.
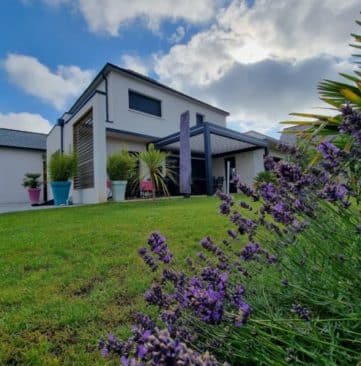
[106,137,147,156]
[107,72,227,138]
[47,93,108,204]
[212,149,265,189]
[0,147,44,204]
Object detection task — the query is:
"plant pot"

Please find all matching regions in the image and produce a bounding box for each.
[111,180,128,202]
[28,188,41,205]
[51,181,71,206]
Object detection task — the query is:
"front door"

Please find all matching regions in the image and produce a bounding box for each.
[224,156,237,193]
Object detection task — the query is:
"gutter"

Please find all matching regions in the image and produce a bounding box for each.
[102,72,112,123]
[57,118,64,153]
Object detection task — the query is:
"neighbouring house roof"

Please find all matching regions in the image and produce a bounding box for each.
[0,128,47,151]
[244,130,281,150]
[65,63,230,118]
[280,125,307,145]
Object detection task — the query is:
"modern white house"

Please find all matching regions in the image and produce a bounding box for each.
[47,63,270,204]
[0,128,47,204]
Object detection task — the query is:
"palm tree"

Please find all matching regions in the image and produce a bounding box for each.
[281,14,361,144]
[139,144,175,199]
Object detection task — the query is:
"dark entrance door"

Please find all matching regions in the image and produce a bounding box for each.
[224,156,237,193]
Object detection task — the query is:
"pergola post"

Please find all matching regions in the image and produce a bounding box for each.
[204,124,213,195]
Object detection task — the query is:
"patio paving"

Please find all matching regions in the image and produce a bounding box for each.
[0,203,57,214]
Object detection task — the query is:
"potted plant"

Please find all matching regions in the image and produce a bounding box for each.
[23,173,42,205]
[107,150,136,202]
[49,151,77,206]
[139,144,175,199]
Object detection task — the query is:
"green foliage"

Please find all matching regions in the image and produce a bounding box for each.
[22,173,41,188]
[191,203,361,365]
[107,150,137,181]
[48,151,77,182]
[253,170,277,190]
[139,144,175,198]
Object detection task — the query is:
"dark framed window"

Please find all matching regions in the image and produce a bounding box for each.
[129,90,162,117]
[196,113,204,125]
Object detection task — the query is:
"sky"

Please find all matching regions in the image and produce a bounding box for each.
[0,0,359,137]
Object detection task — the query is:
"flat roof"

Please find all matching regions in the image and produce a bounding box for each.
[66,63,230,117]
[0,128,47,151]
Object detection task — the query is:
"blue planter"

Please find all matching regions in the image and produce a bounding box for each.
[51,181,71,206]
[111,180,128,202]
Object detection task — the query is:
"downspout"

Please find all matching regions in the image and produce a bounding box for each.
[102,72,111,122]
[57,118,64,153]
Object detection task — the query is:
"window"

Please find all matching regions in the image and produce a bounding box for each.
[129,90,162,117]
[196,113,204,125]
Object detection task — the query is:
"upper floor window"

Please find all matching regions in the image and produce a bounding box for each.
[129,90,162,117]
[196,113,204,125]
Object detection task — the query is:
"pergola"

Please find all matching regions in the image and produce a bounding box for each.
[154,122,268,195]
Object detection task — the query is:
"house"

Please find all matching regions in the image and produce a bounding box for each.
[0,128,47,204]
[244,130,285,160]
[47,63,268,204]
[280,125,307,145]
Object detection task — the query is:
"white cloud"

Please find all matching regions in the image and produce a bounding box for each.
[120,54,150,75]
[3,53,94,110]
[0,112,52,133]
[168,26,186,44]
[153,0,360,134]
[41,0,224,36]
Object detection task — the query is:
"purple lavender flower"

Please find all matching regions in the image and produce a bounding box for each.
[227,229,238,240]
[200,236,224,257]
[275,161,302,183]
[138,248,158,272]
[240,242,262,261]
[233,301,252,326]
[239,201,252,210]
[147,232,173,264]
[277,143,297,155]
[271,202,294,225]
[291,304,311,321]
[264,155,276,171]
[260,182,278,202]
[341,104,361,143]
[321,183,350,206]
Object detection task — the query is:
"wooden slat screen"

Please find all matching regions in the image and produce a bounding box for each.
[73,110,94,189]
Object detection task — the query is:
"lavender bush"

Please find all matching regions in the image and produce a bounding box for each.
[100,108,361,365]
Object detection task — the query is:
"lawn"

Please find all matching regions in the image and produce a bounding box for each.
[0,197,230,365]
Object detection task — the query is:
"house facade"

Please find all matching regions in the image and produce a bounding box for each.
[47,63,268,204]
[0,128,47,204]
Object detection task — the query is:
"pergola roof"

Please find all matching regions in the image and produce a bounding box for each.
[154,122,268,156]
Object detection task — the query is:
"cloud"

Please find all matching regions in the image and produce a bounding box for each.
[3,53,94,110]
[168,26,186,44]
[41,0,224,36]
[0,112,52,133]
[153,0,360,134]
[120,54,150,75]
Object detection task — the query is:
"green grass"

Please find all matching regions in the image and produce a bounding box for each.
[0,197,230,365]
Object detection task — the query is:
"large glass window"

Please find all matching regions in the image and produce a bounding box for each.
[129,90,162,117]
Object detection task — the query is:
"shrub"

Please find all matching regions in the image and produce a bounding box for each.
[22,173,41,188]
[107,150,137,181]
[48,151,77,182]
[99,107,361,365]
[253,169,277,190]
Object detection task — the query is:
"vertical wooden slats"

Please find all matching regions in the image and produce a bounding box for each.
[73,110,94,189]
